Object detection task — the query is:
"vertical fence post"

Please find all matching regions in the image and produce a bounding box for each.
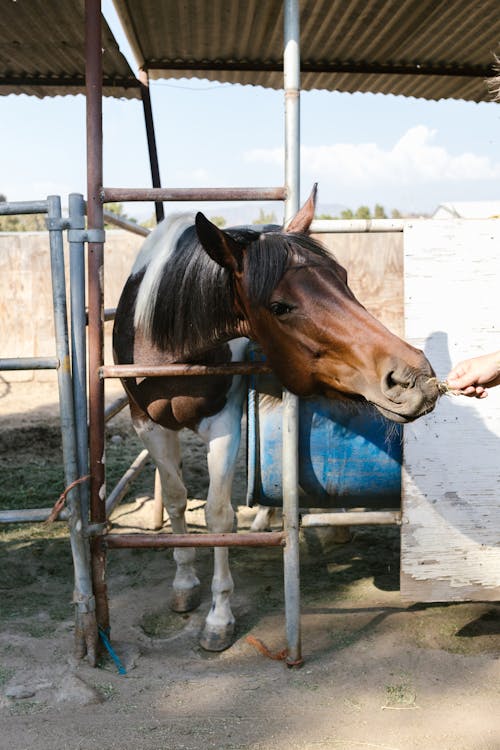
[85,0,109,641]
[282,0,302,666]
[69,193,89,521]
[47,195,96,662]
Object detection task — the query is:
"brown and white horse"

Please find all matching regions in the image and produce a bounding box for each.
[113,187,439,651]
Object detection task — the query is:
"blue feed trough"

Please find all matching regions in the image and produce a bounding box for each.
[246,350,402,510]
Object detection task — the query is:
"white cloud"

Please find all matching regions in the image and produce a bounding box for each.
[244,126,500,189]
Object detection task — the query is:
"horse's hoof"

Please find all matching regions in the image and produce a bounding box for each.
[199,623,235,652]
[170,585,201,613]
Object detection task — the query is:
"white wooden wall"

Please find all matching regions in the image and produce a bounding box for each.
[402,220,500,601]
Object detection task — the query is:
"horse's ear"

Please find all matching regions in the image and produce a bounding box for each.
[195,212,244,272]
[284,183,318,233]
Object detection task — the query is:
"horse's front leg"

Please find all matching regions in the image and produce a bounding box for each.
[133,416,201,613]
[196,379,244,651]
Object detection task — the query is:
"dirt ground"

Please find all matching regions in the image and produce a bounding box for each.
[1,378,500,750]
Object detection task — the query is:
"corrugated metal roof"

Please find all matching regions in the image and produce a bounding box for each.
[113,0,500,102]
[0,0,139,99]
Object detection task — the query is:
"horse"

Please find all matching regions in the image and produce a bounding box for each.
[113,186,439,651]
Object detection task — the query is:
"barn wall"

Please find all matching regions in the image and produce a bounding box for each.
[1,229,404,382]
[313,231,404,337]
[0,230,143,382]
[402,219,500,601]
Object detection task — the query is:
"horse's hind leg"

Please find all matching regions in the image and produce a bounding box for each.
[133,416,201,612]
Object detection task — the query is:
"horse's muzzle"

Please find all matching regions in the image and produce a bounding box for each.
[375,363,440,423]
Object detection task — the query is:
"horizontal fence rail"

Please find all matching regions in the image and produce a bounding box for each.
[101,362,273,379]
[0,357,59,371]
[310,218,406,233]
[301,510,402,526]
[101,187,287,203]
[103,531,286,549]
[0,200,49,215]
[0,507,69,524]
[102,210,150,237]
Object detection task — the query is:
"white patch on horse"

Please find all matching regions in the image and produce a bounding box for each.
[133,213,195,336]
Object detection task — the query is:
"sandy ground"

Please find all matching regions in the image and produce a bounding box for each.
[1,378,500,750]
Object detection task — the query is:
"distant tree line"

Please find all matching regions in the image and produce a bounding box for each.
[317,204,402,220]
[0,195,427,232]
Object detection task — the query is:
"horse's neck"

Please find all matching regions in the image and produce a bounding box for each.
[134,319,251,366]
[178,319,252,362]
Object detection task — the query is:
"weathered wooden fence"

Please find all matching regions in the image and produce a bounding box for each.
[0,228,403,382]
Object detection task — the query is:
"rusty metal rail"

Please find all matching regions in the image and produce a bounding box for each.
[101,187,286,203]
[103,531,286,549]
[100,362,273,379]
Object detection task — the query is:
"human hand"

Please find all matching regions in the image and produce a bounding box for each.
[446,351,500,398]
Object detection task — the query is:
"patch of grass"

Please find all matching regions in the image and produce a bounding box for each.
[141,609,189,638]
[95,682,118,701]
[8,700,48,716]
[327,628,358,651]
[0,666,15,686]
[384,680,417,708]
[0,464,67,511]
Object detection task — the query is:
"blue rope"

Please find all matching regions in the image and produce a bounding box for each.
[98,626,127,675]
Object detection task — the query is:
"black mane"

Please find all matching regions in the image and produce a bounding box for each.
[148,223,333,356]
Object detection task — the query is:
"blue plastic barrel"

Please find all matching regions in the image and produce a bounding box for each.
[246,348,402,510]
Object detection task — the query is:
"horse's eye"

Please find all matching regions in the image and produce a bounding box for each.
[270,301,294,317]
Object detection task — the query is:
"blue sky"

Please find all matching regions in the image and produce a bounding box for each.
[1,2,500,223]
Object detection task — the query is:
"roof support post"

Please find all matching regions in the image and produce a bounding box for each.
[139,69,164,223]
[282,0,302,669]
[284,0,301,222]
[85,0,109,647]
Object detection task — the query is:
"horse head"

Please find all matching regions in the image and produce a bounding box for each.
[195,187,439,423]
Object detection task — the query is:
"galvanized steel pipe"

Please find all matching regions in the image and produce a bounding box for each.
[0,200,48,215]
[47,195,94,625]
[282,0,302,667]
[69,194,89,521]
[0,357,59,370]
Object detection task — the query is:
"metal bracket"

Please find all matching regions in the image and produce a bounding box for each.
[46,217,71,231]
[68,228,106,244]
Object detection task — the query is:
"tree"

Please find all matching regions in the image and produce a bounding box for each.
[340,208,354,220]
[355,205,371,220]
[316,212,335,220]
[253,208,277,225]
[374,204,387,219]
[391,208,402,219]
[104,202,138,228]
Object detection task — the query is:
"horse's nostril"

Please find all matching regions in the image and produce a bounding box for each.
[384,369,411,393]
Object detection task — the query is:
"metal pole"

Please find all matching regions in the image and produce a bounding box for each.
[85,0,109,646]
[284,0,300,224]
[0,200,48,215]
[104,531,286,549]
[0,357,59,370]
[282,0,302,667]
[139,69,164,223]
[47,195,96,663]
[101,187,286,203]
[69,194,89,521]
